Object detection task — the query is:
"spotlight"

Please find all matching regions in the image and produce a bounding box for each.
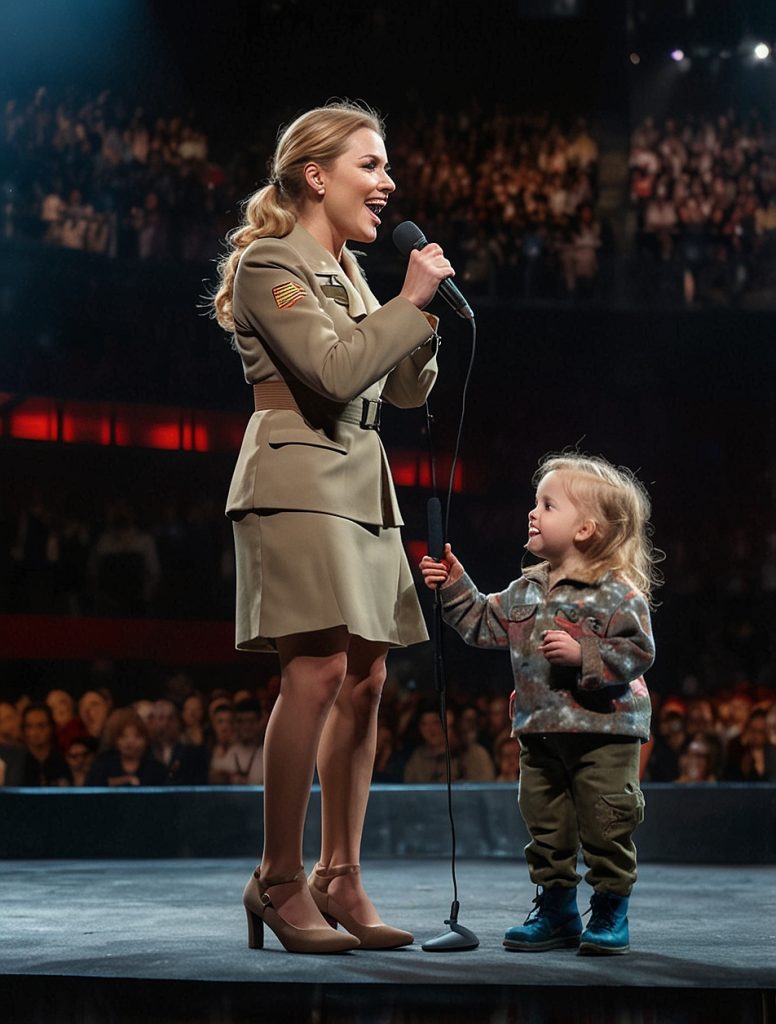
[670,49,685,62]
[629,52,640,65]
[754,42,770,60]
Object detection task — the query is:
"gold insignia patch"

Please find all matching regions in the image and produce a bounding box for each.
[272,281,305,309]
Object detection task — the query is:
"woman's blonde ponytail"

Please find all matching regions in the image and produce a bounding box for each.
[212,182,296,331]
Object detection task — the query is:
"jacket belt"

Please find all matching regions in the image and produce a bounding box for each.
[252,381,302,414]
[252,381,381,430]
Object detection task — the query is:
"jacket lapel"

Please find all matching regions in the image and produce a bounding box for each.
[340,248,375,318]
[285,223,371,320]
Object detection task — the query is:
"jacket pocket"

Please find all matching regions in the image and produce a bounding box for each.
[267,428,347,455]
[507,603,537,656]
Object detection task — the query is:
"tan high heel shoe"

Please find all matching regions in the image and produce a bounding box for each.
[308,863,414,950]
[243,866,360,954]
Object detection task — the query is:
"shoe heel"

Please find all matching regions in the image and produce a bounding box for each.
[246,908,264,949]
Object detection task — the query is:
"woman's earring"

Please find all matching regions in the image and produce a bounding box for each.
[318,188,325,196]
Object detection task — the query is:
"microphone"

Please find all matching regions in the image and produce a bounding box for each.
[422,491,479,953]
[393,221,474,321]
[427,496,444,561]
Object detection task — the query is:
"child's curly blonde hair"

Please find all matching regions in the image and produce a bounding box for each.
[533,452,663,605]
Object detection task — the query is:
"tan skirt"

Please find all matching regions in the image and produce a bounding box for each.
[233,510,429,652]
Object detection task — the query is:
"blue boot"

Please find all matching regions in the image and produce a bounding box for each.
[503,886,582,951]
[578,892,630,955]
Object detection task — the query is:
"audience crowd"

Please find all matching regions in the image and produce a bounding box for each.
[629,110,776,305]
[2,87,603,301]
[1,668,774,789]
[384,107,603,300]
[2,87,219,264]
[6,87,776,306]
[5,490,234,621]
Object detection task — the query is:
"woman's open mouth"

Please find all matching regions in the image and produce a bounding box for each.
[365,201,386,224]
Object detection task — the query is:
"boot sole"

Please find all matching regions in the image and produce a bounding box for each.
[578,941,630,956]
[503,936,581,952]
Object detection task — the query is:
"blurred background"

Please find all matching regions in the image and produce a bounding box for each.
[2,0,776,789]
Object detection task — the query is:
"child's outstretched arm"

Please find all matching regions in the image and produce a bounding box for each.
[419,543,464,589]
[419,546,514,649]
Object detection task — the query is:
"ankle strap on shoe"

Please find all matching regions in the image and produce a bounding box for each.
[254,866,304,905]
[313,863,360,879]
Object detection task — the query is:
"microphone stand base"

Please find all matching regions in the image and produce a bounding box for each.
[421,919,479,952]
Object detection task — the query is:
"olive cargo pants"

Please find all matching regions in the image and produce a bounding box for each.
[518,733,645,896]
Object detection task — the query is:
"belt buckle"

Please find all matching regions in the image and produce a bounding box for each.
[360,398,381,430]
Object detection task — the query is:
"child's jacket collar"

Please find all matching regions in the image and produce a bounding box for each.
[522,561,615,591]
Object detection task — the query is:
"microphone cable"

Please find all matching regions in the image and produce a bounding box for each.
[421,313,479,952]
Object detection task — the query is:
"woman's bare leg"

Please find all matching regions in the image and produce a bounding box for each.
[316,636,388,923]
[260,626,348,928]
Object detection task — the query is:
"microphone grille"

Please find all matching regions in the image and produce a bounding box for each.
[392,220,427,255]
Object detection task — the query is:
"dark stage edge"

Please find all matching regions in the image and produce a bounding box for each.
[2,860,775,1024]
[4,783,776,862]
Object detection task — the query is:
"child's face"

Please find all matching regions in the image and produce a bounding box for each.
[526,470,588,566]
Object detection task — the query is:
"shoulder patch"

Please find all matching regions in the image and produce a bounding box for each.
[272,281,305,309]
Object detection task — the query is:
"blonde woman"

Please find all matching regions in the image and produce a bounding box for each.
[213,101,452,954]
[421,452,662,957]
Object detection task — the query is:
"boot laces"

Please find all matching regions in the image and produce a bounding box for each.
[586,893,616,930]
[523,887,545,925]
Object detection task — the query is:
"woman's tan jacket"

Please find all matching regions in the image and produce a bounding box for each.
[226,223,439,527]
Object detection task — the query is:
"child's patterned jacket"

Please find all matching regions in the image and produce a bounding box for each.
[439,562,654,740]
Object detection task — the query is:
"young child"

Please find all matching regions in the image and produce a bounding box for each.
[420,453,660,956]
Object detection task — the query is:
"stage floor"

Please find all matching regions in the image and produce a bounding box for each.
[2,858,775,1023]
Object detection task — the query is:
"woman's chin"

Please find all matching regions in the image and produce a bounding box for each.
[349,224,377,244]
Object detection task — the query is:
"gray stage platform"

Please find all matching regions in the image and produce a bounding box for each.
[2,858,775,1023]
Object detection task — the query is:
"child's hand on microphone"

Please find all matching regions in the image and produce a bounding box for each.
[419,543,463,589]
